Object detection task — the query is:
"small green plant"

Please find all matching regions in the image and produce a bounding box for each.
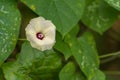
[0,0,120,80]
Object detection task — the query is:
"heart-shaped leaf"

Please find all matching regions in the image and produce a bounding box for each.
[64,32,105,80]
[21,0,85,36]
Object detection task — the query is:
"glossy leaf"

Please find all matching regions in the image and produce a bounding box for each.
[2,42,62,80]
[64,32,105,80]
[21,0,85,36]
[59,62,86,80]
[105,0,120,11]
[82,0,119,34]
[0,0,21,65]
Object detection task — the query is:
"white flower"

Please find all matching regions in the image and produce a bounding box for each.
[25,17,56,51]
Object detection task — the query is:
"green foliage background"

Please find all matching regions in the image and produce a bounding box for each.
[0,0,120,80]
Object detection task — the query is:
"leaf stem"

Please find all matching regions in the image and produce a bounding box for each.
[104,71,120,75]
[18,38,27,41]
[99,51,120,59]
[100,56,116,64]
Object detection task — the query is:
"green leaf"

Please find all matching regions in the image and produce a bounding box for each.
[68,24,80,37]
[82,0,119,34]
[54,25,79,60]
[77,32,99,68]
[86,0,95,5]
[21,0,85,36]
[105,0,120,11]
[91,70,105,80]
[0,0,21,65]
[2,62,28,80]
[2,42,62,80]
[64,32,105,80]
[59,62,86,80]
[54,32,72,60]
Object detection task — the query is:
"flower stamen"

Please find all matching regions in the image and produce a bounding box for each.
[36,32,44,40]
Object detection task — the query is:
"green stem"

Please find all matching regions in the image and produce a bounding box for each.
[100,56,116,64]
[18,39,27,41]
[104,71,120,75]
[99,51,120,59]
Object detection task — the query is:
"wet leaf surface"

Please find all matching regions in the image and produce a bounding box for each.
[0,0,21,66]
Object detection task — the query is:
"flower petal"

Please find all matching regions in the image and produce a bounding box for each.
[29,17,45,32]
[25,16,56,51]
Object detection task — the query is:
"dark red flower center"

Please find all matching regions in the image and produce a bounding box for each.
[36,32,44,40]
